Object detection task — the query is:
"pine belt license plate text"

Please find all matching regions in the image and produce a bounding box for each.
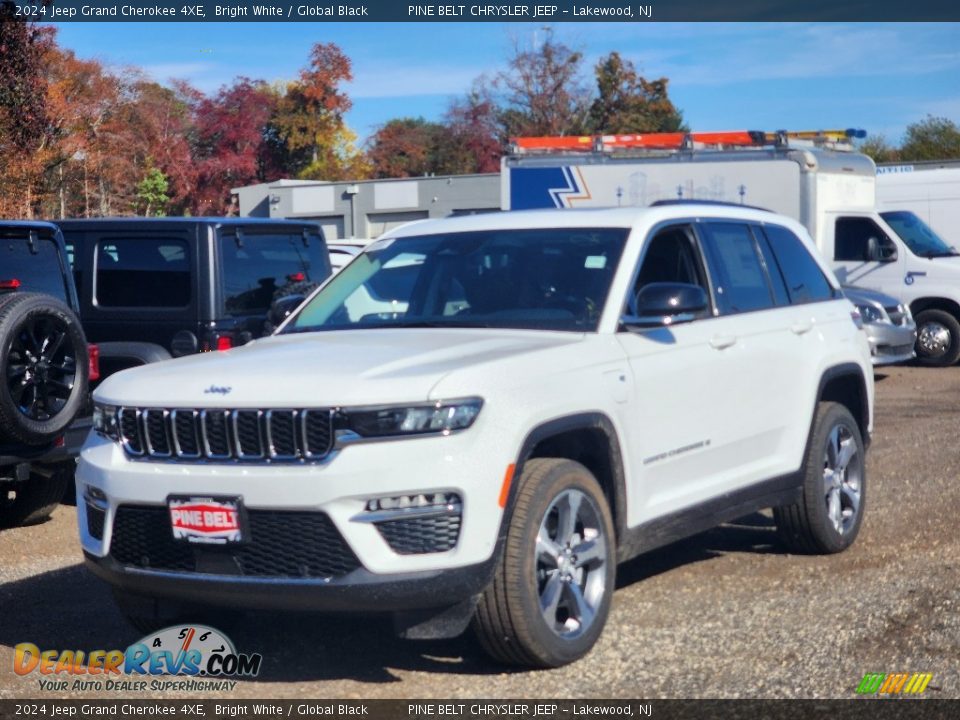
[169,496,244,545]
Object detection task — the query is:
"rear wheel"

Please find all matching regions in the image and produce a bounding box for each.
[473,458,615,668]
[0,293,89,445]
[775,402,866,554]
[914,309,960,367]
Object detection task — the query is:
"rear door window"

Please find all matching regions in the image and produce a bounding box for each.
[700,222,776,315]
[219,231,330,316]
[95,238,191,308]
[0,232,70,303]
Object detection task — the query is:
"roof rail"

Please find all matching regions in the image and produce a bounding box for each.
[509,129,867,155]
[649,199,774,213]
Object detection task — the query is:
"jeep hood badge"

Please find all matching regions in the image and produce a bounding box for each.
[203,385,232,395]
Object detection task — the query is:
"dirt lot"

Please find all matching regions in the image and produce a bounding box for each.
[1,364,958,700]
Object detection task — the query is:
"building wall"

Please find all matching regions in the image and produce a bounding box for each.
[233,174,500,240]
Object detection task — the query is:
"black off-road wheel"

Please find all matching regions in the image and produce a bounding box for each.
[472,458,616,668]
[775,402,866,554]
[0,292,89,446]
[0,465,70,527]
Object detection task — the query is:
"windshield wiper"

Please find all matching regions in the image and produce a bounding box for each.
[919,250,960,258]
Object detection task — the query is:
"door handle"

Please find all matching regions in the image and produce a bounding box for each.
[791,319,814,335]
[709,334,737,350]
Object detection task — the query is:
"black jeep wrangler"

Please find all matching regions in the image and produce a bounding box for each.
[57,218,330,373]
[0,221,93,527]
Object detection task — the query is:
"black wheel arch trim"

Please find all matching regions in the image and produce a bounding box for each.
[815,362,871,449]
[498,411,628,553]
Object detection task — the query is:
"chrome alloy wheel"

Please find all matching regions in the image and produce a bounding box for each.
[823,423,863,535]
[535,489,609,639]
[918,320,951,357]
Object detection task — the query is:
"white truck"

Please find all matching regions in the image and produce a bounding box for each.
[503,139,960,365]
[877,165,960,246]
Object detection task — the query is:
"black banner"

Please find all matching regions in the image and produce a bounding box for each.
[5,0,960,22]
[0,700,958,720]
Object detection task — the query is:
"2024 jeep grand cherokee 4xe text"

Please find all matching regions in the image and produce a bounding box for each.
[78,205,874,668]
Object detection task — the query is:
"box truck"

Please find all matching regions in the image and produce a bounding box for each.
[502,132,960,366]
[877,165,960,246]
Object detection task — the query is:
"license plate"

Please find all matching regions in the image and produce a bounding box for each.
[169,496,244,545]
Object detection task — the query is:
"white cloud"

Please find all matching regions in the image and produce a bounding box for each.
[618,25,960,86]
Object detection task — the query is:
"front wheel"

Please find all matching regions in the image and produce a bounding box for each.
[775,402,866,554]
[914,309,960,367]
[472,458,616,668]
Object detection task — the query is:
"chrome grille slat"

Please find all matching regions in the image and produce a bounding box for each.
[119,407,333,463]
[171,409,201,458]
[142,409,172,457]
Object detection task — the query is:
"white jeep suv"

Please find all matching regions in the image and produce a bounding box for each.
[78,205,874,668]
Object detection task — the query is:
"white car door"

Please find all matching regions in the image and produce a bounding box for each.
[616,221,792,523]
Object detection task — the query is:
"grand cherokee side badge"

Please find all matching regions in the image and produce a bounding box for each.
[203,385,232,395]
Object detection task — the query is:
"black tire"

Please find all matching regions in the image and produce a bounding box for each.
[0,465,70,527]
[0,292,89,445]
[775,402,866,554]
[472,458,616,668]
[914,309,960,367]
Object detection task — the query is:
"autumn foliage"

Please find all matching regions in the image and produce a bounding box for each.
[2,14,689,219]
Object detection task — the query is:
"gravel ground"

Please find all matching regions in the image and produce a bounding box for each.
[1,364,958,700]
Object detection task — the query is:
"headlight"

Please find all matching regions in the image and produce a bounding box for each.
[92,402,119,440]
[338,398,483,440]
[855,304,885,324]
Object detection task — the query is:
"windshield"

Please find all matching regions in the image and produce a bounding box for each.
[881,211,958,258]
[219,231,330,316]
[284,228,629,334]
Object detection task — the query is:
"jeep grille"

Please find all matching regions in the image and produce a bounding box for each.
[117,407,334,462]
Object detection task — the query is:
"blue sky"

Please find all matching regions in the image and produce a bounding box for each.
[54,22,960,145]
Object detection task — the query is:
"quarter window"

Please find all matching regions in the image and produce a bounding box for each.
[95,238,191,308]
[760,224,835,304]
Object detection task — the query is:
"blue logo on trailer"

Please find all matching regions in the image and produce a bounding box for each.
[510,167,584,210]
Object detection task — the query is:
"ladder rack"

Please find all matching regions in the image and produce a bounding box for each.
[510,129,867,154]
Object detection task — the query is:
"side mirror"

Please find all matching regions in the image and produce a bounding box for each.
[622,282,708,330]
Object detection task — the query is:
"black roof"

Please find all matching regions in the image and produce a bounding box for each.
[53,217,320,229]
[0,220,62,233]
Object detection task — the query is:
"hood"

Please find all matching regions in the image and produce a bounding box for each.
[94,328,585,408]
[843,285,901,308]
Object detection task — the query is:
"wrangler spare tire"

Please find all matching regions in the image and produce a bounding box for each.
[0,292,89,446]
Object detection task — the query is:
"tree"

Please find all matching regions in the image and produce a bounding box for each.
[587,52,685,134]
[191,78,279,214]
[135,164,169,216]
[899,116,960,161]
[446,85,503,173]
[366,118,460,178]
[496,31,590,138]
[271,42,367,181]
[857,134,900,164]
[0,3,55,217]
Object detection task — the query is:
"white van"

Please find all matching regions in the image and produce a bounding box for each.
[877,165,960,246]
[503,141,960,365]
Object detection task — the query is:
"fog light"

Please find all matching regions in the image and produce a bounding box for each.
[365,493,460,513]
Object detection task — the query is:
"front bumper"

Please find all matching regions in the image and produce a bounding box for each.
[863,320,917,366]
[84,550,494,613]
[76,423,513,610]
